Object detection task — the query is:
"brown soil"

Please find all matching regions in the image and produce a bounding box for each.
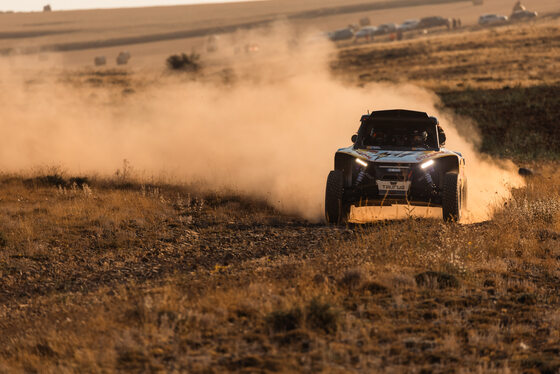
[0,170,559,372]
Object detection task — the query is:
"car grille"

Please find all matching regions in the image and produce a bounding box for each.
[374,163,413,181]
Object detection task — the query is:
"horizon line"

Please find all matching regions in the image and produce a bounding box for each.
[1,0,264,13]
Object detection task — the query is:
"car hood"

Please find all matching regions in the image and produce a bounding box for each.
[337,146,460,164]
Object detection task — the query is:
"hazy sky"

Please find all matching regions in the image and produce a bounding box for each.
[2,0,253,12]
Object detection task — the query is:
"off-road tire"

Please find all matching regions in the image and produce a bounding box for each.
[325,170,349,225]
[462,179,468,210]
[442,172,462,222]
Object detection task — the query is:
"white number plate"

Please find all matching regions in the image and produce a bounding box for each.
[376,181,411,192]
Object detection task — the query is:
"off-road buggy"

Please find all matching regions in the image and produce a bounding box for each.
[325,110,467,224]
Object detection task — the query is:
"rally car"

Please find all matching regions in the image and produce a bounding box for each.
[325,109,467,224]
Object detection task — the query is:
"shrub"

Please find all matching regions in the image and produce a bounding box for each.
[166,53,201,72]
[306,298,338,334]
[68,177,89,188]
[361,281,389,295]
[339,269,363,290]
[267,308,302,332]
[0,232,7,249]
[114,159,134,185]
[415,271,460,289]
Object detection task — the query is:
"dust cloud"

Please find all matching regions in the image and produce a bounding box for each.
[0,27,523,222]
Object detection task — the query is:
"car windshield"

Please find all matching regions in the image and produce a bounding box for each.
[359,123,438,150]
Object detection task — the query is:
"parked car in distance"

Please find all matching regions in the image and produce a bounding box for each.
[355,26,378,41]
[328,28,354,41]
[478,14,508,25]
[375,23,398,35]
[398,19,420,31]
[510,10,537,21]
[417,16,451,29]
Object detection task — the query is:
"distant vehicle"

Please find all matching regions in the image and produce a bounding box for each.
[417,16,451,29]
[375,23,398,35]
[398,19,420,31]
[510,10,537,21]
[355,26,378,41]
[328,28,354,42]
[478,14,508,25]
[325,110,467,224]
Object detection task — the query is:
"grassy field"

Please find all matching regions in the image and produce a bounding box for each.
[334,21,560,161]
[335,22,560,90]
[1,7,560,374]
[0,161,559,372]
[1,0,559,67]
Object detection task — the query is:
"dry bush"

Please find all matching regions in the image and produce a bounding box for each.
[166,52,202,73]
[338,268,363,290]
[267,307,303,332]
[305,298,339,334]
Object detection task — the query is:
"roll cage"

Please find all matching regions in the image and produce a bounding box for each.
[353,110,445,150]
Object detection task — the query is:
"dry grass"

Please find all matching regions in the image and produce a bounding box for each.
[335,22,560,91]
[0,167,559,372]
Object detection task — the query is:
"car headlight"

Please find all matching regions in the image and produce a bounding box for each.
[355,158,368,167]
[420,159,434,169]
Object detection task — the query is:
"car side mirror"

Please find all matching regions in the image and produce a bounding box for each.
[351,134,358,143]
[439,132,446,146]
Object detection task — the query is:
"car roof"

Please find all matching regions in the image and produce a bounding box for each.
[361,110,436,126]
[357,27,377,33]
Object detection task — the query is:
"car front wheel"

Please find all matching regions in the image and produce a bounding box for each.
[442,172,462,222]
[325,170,349,225]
